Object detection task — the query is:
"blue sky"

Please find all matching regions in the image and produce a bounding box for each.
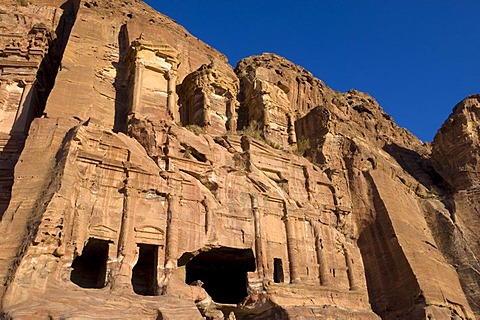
[145,1,480,142]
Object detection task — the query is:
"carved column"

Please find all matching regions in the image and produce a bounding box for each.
[288,113,297,144]
[166,69,178,122]
[162,193,179,293]
[202,196,217,242]
[251,195,265,279]
[343,244,357,290]
[202,88,212,127]
[113,161,137,292]
[312,222,329,286]
[283,208,300,283]
[131,60,144,114]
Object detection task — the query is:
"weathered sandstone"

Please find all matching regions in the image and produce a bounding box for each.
[0,1,477,319]
[431,95,480,315]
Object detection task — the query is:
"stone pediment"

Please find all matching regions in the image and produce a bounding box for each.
[134,225,165,244]
[89,224,117,241]
[130,36,180,67]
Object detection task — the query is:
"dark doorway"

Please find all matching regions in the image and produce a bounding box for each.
[273,258,284,283]
[132,244,158,296]
[183,247,256,304]
[70,238,109,288]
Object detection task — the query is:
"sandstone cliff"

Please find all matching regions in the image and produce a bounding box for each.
[0,1,477,319]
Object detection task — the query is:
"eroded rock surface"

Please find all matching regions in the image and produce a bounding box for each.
[0,1,477,319]
[431,95,480,315]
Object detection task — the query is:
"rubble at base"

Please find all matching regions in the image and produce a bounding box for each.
[0,1,477,319]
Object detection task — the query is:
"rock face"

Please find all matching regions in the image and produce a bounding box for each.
[0,1,477,319]
[431,95,480,315]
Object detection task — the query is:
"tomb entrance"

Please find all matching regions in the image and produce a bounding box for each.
[183,247,256,304]
[70,238,109,288]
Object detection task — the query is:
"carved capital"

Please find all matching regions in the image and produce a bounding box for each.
[165,68,177,81]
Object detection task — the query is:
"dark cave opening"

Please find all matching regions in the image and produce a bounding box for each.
[132,244,158,296]
[273,258,284,283]
[183,247,256,304]
[70,238,109,288]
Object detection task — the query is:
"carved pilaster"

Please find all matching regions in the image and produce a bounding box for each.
[131,60,144,115]
[162,193,179,293]
[283,209,300,283]
[343,244,358,290]
[312,221,329,286]
[112,153,136,292]
[166,69,178,122]
[112,193,136,291]
[288,113,297,144]
[202,87,212,126]
[251,194,265,280]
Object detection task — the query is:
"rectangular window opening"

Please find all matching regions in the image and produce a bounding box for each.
[273,258,284,283]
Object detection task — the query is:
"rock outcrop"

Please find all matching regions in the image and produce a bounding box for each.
[431,94,480,315]
[0,1,477,319]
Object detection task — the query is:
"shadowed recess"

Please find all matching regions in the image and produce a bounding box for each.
[183,247,256,304]
[70,238,109,289]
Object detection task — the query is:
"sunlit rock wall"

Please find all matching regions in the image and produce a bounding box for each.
[0,1,476,320]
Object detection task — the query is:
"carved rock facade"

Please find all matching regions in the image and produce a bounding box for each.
[0,1,477,320]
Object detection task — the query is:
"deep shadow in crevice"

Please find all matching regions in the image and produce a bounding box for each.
[383,143,442,189]
[0,135,24,217]
[235,77,250,131]
[33,0,80,119]
[0,0,79,219]
[383,143,456,216]
[113,23,129,133]
[176,83,185,125]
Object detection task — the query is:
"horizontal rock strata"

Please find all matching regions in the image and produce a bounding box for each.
[0,1,477,319]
